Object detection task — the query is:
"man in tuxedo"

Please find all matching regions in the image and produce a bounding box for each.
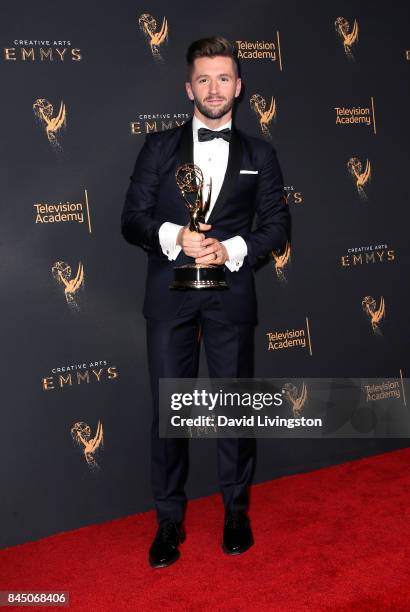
[122,36,290,568]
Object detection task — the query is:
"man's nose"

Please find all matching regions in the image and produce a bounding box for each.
[208,79,220,94]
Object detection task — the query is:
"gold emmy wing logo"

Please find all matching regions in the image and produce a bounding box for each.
[250,94,276,139]
[52,261,84,309]
[138,13,168,61]
[33,98,66,150]
[347,157,371,199]
[362,296,385,335]
[283,383,308,417]
[71,421,104,470]
[272,241,291,281]
[335,17,359,60]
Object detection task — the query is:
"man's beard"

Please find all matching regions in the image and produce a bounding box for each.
[194,95,235,120]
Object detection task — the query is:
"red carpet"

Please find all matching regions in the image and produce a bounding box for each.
[2,448,410,611]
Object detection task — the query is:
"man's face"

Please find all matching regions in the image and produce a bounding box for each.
[185,55,241,121]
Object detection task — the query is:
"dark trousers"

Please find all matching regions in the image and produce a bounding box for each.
[146,290,256,523]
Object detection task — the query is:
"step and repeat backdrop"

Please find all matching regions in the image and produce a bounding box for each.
[1,0,409,547]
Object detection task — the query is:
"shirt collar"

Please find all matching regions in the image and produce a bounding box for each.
[192,115,232,142]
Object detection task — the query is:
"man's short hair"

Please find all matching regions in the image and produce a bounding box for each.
[186,36,239,79]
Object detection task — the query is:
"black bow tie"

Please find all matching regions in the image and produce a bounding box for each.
[197,127,231,143]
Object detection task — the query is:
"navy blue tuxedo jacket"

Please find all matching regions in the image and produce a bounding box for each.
[121,119,290,323]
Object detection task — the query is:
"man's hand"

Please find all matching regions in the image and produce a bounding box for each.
[176,223,229,265]
[195,236,229,265]
[177,223,212,258]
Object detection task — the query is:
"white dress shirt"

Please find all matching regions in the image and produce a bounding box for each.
[158,116,248,272]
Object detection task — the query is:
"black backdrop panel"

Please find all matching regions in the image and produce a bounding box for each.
[0,0,409,547]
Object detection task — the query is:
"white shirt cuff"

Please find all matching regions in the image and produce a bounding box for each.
[158,222,183,261]
[222,236,248,272]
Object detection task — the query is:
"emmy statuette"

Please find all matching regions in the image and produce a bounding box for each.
[169,163,228,290]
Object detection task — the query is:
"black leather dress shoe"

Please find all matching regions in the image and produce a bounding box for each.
[223,511,253,555]
[149,520,185,568]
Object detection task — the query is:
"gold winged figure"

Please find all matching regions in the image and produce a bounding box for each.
[71,421,104,469]
[33,99,66,149]
[138,14,168,60]
[284,383,308,418]
[250,94,276,139]
[362,296,385,334]
[52,261,84,308]
[347,157,371,199]
[335,17,359,59]
[272,241,291,281]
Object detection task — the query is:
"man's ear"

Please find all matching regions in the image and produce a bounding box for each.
[235,78,242,99]
[185,81,194,101]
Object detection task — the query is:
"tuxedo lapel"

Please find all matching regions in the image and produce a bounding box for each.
[176,118,194,165]
[207,126,243,224]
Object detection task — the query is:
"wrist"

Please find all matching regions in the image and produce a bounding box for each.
[176,227,184,246]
